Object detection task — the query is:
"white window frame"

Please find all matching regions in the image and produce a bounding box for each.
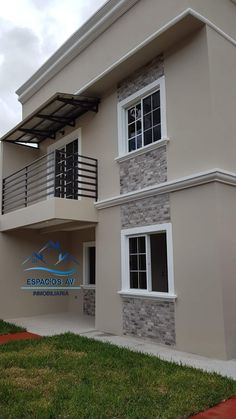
[119,223,176,300]
[117,76,167,157]
[83,241,96,288]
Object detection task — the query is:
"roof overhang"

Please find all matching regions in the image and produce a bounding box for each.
[1,93,100,144]
[16,9,206,105]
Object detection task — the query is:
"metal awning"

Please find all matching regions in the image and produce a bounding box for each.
[1,93,100,144]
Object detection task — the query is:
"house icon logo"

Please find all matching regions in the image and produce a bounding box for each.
[22,241,79,277]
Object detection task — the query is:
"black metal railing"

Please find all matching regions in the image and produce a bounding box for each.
[2,150,98,214]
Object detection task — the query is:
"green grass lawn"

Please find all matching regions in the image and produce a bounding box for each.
[0,319,26,335]
[0,333,235,419]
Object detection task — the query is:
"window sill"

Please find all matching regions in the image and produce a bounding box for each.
[82,285,96,290]
[115,138,169,164]
[118,290,177,301]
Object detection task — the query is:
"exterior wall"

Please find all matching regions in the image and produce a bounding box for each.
[0,231,69,319]
[120,146,167,194]
[121,194,170,229]
[117,56,174,346]
[215,183,236,360]
[171,183,227,359]
[123,297,175,345]
[83,289,95,316]
[95,205,123,335]
[117,55,164,102]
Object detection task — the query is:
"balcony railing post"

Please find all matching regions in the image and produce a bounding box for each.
[25,166,28,207]
[2,178,5,214]
[95,160,98,201]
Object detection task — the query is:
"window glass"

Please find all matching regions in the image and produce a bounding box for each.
[128,231,169,293]
[127,89,161,152]
[129,236,147,290]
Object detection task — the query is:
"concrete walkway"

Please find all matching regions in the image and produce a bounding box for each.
[5,312,236,380]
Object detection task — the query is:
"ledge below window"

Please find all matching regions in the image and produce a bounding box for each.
[118,290,177,301]
[115,138,169,164]
[81,285,96,290]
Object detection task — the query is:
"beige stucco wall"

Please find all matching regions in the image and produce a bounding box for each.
[95,205,122,335]
[215,183,236,360]
[0,226,95,319]
[171,183,227,359]
[0,230,69,318]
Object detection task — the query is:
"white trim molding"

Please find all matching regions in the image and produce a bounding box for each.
[118,290,177,301]
[16,6,236,105]
[95,168,236,210]
[120,223,175,298]
[115,138,169,163]
[117,76,167,156]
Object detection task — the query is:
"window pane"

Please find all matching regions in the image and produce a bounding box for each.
[128,123,135,139]
[129,237,137,254]
[128,138,136,152]
[153,125,161,142]
[137,135,142,149]
[136,103,141,119]
[136,120,142,135]
[143,95,151,115]
[130,272,138,288]
[138,236,146,253]
[143,113,152,131]
[144,129,152,145]
[152,91,160,109]
[139,272,147,289]
[153,108,161,126]
[139,254,146,270]
[128,107,136,123]
[130,255,138,271]
[150,233,168,292]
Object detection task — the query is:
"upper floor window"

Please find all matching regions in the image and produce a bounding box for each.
[127,90,161,152]
[117,76,167,156]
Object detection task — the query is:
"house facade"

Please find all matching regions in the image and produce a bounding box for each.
[0,0,236,360]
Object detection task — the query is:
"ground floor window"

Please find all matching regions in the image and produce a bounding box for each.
[121,223,174,296]
[83,242,96,286]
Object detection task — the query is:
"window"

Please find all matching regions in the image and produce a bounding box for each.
[121,224,175,297]
[127,90,161,152]
[83,242,96,286]
[117,77,167,156]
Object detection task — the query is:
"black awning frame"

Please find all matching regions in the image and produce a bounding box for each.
[1,93,100,145]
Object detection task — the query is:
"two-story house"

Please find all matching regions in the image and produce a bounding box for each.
[0,0,236,360]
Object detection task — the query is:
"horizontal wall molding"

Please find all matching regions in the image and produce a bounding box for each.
[95,169,236,210]
[17,5,236,104]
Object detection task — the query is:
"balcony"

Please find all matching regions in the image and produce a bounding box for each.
[1,150,98,231]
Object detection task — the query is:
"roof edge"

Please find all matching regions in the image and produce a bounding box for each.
[16,0,139,102]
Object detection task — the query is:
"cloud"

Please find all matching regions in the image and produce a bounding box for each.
[0,0,107,136]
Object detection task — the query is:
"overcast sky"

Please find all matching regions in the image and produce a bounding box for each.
[0,0,107,136]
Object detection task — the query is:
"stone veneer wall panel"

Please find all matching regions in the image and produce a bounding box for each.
[83,289,95,316]
[120,146,167,194]
[117,55,164,102]
[123,297,176,346]
[121,193,170,229]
